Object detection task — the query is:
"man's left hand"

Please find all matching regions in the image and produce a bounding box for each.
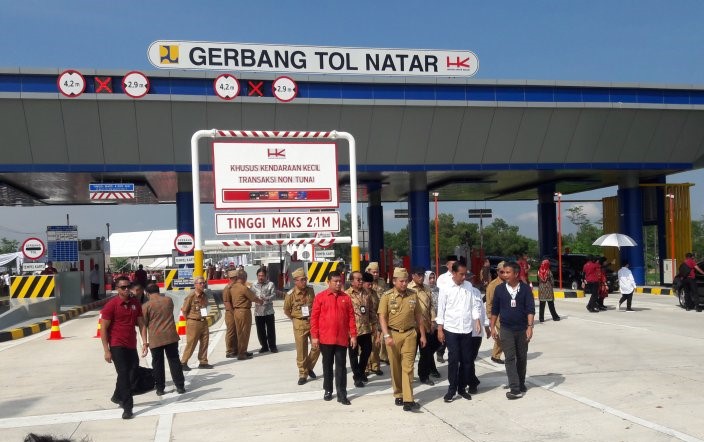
[350,337,357,349]
[419,335,427,348]
[526,327,533,343]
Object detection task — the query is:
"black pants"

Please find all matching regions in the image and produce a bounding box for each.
[91,283,100,300]
[539,301,559,321]
[320,344,348,398]
[255,314,277,350]
[685,278,700,308]
[618,291,634,309]
[586,281,600,310]
[151,341,185,391]
[436,327,446,357]
[349,333,372,380]
[499,328,529,393]
[463,335,482,389]
[111,346,139,411]
[444,330,473,395]
[417,330,439,381]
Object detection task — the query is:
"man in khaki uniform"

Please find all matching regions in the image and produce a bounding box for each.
[408,266,439,385]
[231,270,263,360]
[366,262,389,365]
[363,272,384,376]
[485,261,507,364]
[378,267,427,412]
[346,271,377,388]
[284,268,320,385]
[180,277,214,370]
[221,269,239,358]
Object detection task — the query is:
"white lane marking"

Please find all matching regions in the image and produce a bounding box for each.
[569,316,645,329]
[154,413,173,442]
[0,313,89,353]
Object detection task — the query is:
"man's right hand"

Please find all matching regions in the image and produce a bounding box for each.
[104,350,112,363]
[311,338,319,350]
[437,329,445,344]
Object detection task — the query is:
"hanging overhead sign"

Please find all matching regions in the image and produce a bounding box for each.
[148,41,479,77]
[89,183,135,200]
[212,141,338,209]
[215,211,340,235]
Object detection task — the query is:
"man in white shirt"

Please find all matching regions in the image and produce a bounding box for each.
[436,255,458,289]
[617,261,636,312]
[436,261,482,403]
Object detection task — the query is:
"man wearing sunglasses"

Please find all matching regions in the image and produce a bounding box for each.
[100,275,148,419]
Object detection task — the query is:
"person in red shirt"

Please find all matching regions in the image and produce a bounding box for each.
[684,253,704,311]
[583,256,602,312]
[100,276,148,419]
[517,253,530,285]
[311,270,358,405]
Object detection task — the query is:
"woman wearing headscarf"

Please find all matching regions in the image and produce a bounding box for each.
[537,259,560,323]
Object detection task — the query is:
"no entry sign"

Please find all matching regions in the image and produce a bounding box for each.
[22,237,46,260]
[174,233,195,254]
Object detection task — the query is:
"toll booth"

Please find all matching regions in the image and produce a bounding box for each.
[77,238,107,298]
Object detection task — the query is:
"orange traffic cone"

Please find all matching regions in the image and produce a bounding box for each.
[93,313,102,338]
[177,312,186,336]
[47,312,63,340]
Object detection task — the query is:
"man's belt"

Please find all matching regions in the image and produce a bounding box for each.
[295,317,310,321]
[389,327,413,333]
[188,317,206,322]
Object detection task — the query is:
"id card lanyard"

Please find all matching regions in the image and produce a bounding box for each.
[506,283,519,308]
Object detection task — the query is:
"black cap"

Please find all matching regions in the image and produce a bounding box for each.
[412,266,426,275]
[446,255,459,262]
[362,272,374,283]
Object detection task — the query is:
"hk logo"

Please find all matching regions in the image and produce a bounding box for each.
[446,56,471,69]
[267,148,286,159]
[160,45,179,64]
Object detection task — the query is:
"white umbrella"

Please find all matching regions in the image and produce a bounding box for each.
[592,233,638,248]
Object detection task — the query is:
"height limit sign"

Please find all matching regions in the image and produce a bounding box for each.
[272,76,297,102]
[174,233,195,255]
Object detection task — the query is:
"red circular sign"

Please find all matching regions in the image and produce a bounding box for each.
[174,233,195,254]
[21,237,46,260]
[122,71,150,98]
[272,76,298,102]
[315,232,335,249]
[57,70,86,97]
[213,74,240,100]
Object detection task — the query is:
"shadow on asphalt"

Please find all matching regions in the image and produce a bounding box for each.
[0,395,45,418]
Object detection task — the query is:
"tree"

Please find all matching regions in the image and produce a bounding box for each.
[693,215,704,254]
[481,218,537,258]
[562,206,602,255]
[0,238,19,254]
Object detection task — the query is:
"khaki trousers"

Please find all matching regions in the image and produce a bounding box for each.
[492,319,503,360]
[293,319,319,377]
[180,319,209,365]
[233,308,252,358]
[367,331,381,371]
[224,311,237,356]
[387,329,417,402]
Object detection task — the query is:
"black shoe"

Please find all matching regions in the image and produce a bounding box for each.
[506,390,523,400]
[323,391,333,401]
[598,306,607,311]
[697,308,703,312]
[337,397,351,405]
[181,364,191,371]
[156,389,165,396]
[491,357,504,364]
[539,319,544,323]
[361,375,369,383]
[553,316,561,321]
[308,370,317,379]
[403,401,420,411]
[374,369,383,376]
[259,348,270,354]
[237,355,253,360]
[354,380,365,388]
[176,387,186,394]
[246,352,254,357]
[420,378,434,386]
[430,370,441,378]
[110,396,123,407]
[198,363,215,369]
[226,353,237,358]
[436,354,445,363]
[468,385,478,395]
[458,390,472,400]
[520,384,527,393]
[298,378,307,385]
[626,308,635,312]
[122,410,133,419]
[395,397,403,406]
[443,392,454,403]
[270,348,279,353]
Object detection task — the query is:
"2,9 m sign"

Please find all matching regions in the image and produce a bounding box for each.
[215,212,340,235]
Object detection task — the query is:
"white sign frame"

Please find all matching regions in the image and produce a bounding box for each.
[57,70,86,97]
[272,76,297,102]
[174,233,195,254]
[211,141,339,209]
[122,71,150,98]
[21,237,46,260]
[215,211,340,235]
[213,74,240,100]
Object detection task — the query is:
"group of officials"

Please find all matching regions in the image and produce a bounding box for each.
[100,257,536,418]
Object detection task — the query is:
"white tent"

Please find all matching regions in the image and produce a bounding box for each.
[108,230,177,259]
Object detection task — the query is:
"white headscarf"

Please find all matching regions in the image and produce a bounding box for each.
[424,271,436,288]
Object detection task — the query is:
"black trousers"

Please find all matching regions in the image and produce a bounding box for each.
[348,333,372,379]
[618,291,634,309]
[255,314,277,350]
[586,282,600,310]
[444,330,473,395]
[91,283,100,299]
[539,301,559,321]
[463,335,482,389]
[110,346,139,411]
[500,328,529,393]
[320,344,348,398]
[685,278,700,308]
[151,341,185,391]
[417,330,439,381]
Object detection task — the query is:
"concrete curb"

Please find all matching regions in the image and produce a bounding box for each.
[532,288,585,298]
[635,286,674,296]
[0,296,114,343]
[205,300,222,327]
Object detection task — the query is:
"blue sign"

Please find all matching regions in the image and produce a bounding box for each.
[89,183,135,192]
[47,225,78,262]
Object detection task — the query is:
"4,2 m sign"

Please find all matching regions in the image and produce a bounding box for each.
[215,212,340,235]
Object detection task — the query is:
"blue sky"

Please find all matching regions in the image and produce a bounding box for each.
[0,0,703,242]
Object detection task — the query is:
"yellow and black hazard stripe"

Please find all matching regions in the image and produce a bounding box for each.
[163,269,191,292]
[10,275,55,298]
[307,261,343,283]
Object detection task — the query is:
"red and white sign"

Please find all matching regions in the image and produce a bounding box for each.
[315,231,335,249]
[212,141,338,209]
[90,192,134,200]
[272,76,297,102]
[21,237,46,260]
[174,233,195,254]
[57,70,86,97]
[215,211,340,235]
[214,74,240,100]
[122,71,150,98]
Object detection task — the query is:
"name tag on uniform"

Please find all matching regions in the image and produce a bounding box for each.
[360,305,367,314]
[301,306,310,317]
[200,307,208,317]
[510,299,517,308]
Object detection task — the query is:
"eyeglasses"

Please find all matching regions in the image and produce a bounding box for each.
[195,281,205,285]
[295,277,307,281]
[118,285,130,290]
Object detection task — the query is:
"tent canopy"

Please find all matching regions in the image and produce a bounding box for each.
[108,230,177,259]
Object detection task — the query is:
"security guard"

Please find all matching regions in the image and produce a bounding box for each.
[231,270,263,360]
[221,269,239,358]
[366,262,389,365]
[284,268,320,385]
[378,267,427,412]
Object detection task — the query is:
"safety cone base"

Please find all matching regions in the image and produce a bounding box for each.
[93,313,102,338]
[48,312,63,340]
[177,313,186,336]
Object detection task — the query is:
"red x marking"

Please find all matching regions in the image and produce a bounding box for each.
[248,80,264,97]
[95,76,112,93]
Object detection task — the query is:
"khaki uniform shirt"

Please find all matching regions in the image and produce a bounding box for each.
[485,277,503,317]
[284,286,315,330]
[408,281,434,331]
[231,282,257,309]
[373,278,388,294]
[378,287,420,333]
[222,281,236,310]
[346,286,376,336]
[368,288,381,332]
[182,290,208,320]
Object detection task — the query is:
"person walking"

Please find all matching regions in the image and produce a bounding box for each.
[180,277,214,371]
[490,262,536,399]
[683,253,704,311]
[345,271,375,388]
[583,256,602,312]
[408,266,438,386]
[485,261,506,364]
[617,261,637,312]
[142,284,186,395]
[100,276,148,419]
[366,262,388,365]
[435,255,458,363]
[253,267,278,353]
[363,271,384,377]
[284,268,319,385]
[537,259,560,322]
[311,270,357,405]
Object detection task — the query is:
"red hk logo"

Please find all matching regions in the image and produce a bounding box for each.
[267,148,286,158]
[446,56,471,69]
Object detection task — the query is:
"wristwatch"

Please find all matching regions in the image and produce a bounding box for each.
[383,334,391,338]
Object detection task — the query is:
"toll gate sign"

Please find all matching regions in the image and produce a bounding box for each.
[21,237,46,260]
[212,141,338,209]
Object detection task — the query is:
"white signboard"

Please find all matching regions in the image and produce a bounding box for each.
[216,211,340,235]
[57,70,86,97]
[272,76,297,102]
[148,41,479,77]
[122,71,150,98]
[21,237,46,260]
[212,141,338,209]
[174,233,195,254]
[315,250,335,259]
[214,74,240,100]
[22,263,47,272]
[174,256,195,265]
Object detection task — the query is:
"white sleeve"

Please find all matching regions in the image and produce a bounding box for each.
[436,286,448,325]
[470,286,481,321]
